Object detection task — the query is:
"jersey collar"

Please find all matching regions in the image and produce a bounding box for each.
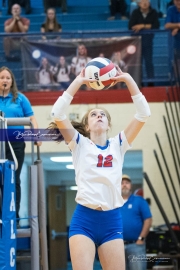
[96,140,109,150]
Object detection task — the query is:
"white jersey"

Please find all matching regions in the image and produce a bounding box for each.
[53,66,71,82]
[68,130,131,210]
[71,56,92,76]
[38,69,51,85]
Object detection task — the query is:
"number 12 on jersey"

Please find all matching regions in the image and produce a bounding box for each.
[97,154,113,167]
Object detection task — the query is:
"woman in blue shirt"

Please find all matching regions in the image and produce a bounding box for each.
[0,66,41,223]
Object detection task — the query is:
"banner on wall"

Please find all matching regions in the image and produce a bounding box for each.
[21,36,141,91]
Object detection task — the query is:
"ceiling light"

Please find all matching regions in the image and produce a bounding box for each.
[50,156,72,162]
[70,186,78,190]
[66,165,74,170]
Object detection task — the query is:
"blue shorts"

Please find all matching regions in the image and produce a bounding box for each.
[69,204,123,247]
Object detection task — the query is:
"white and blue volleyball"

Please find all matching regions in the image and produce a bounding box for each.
[85,57,117,90]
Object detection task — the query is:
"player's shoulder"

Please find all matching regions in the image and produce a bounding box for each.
[109,132,125,144]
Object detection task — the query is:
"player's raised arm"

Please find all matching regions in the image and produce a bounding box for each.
[112,66,151,144]
[50,69,95,143]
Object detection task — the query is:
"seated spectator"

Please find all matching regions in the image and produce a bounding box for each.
[111,51,128,88]
[129,0,159,86]
[108,0,127,20]
[43,0,67,13]
[71,43,92,90]
[111,51,127,71]
[165,0,180,65]
[8,0,31,15]
[41,8,62,39]
[53,56,71,90]
[4,4,30,60]
[36,57,54,89]
[71,44,91,77]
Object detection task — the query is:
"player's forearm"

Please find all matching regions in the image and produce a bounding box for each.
[125,74,141,96]
[66,77,82,97]
[126,74,151,122]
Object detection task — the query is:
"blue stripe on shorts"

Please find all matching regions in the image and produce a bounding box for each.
[69,204,123,247]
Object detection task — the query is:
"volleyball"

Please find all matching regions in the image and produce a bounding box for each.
[85,57,117,90]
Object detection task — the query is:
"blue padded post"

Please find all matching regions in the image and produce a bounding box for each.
[0,161,16,270]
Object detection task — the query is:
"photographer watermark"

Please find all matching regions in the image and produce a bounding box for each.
[0,128,62,142]
[128,254,171,263]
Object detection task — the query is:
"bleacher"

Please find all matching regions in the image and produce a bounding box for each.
[0,0,172,89]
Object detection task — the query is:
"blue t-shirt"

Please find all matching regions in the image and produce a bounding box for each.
[0,92,34,130]
[165,5,180,24]
[121,194,152,241]
[165,5,180,50]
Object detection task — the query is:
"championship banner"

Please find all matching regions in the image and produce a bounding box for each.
[0,161,16,270]
[21,37,141,91]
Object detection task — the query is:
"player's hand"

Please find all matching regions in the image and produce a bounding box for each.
[76,68,97,87]
[111,65,130,84]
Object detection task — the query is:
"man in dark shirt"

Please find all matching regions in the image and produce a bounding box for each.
[129,0,159,86]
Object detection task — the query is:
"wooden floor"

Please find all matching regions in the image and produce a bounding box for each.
[67,260,102,270]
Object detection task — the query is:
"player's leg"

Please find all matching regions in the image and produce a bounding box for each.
[98,239,125,270]
[69,204,98,270]
[69,235,96,270]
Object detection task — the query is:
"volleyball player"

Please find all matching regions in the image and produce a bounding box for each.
[49,66,151,270]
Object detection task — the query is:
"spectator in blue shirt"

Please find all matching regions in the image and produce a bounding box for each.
[0,66,41,224]
[165,0,180,63]
[121,174,152,270]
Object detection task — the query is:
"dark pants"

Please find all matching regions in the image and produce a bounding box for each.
[142,36,154,80]
[8,0,31,14]
[5,141,25,219]
[110,0,127,17]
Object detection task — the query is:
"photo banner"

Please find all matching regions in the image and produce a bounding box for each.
[21,37,141,91]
